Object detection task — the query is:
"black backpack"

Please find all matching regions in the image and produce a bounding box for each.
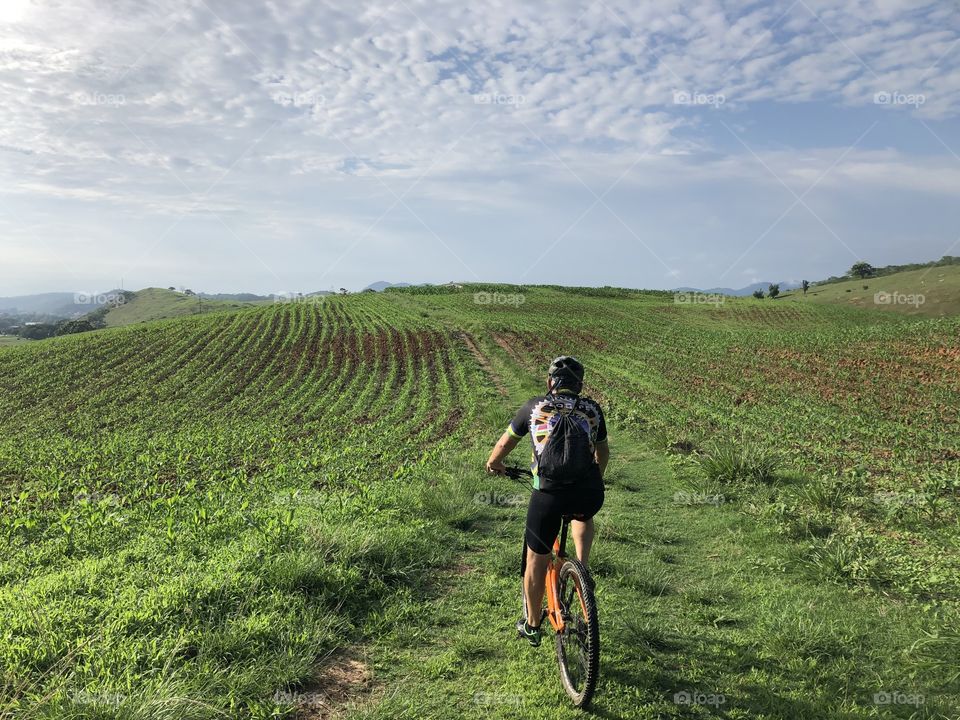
[537,396,596,487]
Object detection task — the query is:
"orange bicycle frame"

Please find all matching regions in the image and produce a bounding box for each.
[543,516,589,633]
[545,546,566,632]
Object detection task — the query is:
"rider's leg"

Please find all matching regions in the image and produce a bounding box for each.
[524,489,560,628]
[570,517,595,565]
[524,548,551,626]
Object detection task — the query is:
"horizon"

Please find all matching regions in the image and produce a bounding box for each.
[2,1,959,295]
[6,253,955,298]
[0,275,857,299]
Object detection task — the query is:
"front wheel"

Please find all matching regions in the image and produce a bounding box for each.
[555,558,599,708]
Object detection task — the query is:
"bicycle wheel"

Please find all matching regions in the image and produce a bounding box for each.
[554,558,599,708]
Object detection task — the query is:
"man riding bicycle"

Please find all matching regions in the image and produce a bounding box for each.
[485,356,609,647]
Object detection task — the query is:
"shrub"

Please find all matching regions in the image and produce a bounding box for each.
[699,439,780,484]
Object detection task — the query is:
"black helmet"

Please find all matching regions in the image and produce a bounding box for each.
[548,355,584,392]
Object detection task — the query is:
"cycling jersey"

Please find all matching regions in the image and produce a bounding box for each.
[507,390,608,490]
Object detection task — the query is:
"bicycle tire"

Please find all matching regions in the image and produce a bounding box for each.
[554,558,599,708]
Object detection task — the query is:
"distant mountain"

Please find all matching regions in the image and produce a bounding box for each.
[364,281,411,292]
[199,292,270,302]
[270,291,335,299]
[673,281,802,297]
[0,290,124,317]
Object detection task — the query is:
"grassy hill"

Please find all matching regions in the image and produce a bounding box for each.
[96,287,255,327]
[0,288,957,718]
[781,265,960,317]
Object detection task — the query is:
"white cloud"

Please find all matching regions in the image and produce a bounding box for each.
[0,0,957,292]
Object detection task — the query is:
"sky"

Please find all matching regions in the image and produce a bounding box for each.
[0,0,958,295]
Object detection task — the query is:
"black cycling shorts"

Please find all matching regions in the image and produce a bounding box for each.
[525,480,604,555]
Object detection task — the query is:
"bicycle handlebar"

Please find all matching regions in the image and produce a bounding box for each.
[502,465,533,480]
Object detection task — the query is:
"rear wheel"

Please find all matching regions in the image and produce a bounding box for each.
[555,558,599,708]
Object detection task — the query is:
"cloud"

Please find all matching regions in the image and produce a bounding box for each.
[0,0,957,293]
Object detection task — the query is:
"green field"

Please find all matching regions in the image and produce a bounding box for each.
[782,265,960,317]
[100,287,255,327]
[1,287,957,719]
[0,336,28,347]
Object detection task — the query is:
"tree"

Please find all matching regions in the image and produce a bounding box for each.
[802,280,810,295]
[168,286,176,291]
[56,319,96,336]
[752,289,765,299]
[768,283,780,299]
[18,323,57,340]
[184,289,195,296]
[849,261,875,279]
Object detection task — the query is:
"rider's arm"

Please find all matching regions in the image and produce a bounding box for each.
[595,440,610,479]
[486,431,521,474]
[487,400,535,474]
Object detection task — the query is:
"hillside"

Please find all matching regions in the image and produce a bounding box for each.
[0,289,957,719]
[96,287,255,327]
[781,265,960,317]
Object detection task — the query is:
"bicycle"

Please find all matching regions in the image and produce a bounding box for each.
[501,465,600,708]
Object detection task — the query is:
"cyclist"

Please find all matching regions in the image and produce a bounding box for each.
[485,356,609,647]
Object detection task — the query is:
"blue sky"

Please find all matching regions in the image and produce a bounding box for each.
[0,0,958,295]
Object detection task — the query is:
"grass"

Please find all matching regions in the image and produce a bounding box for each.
[0,336,28,347]
[781,265,960,317]
[354,351,956,718]
[356,426,959,719]
[0,287,957,718]
[698,438,780,484]
[0,466,461,719]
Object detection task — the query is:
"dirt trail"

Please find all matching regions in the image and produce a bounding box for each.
[458,331,509,396]
[294,650,373,719]
[491,331,527,367]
